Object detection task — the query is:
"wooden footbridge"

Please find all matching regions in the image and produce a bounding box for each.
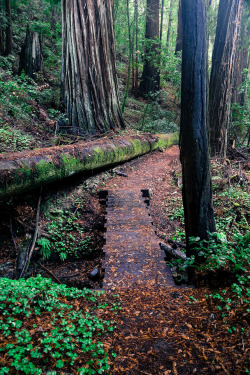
[100,189,174,289]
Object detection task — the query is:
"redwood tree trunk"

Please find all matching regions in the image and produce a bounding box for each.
[209,0,243,158]
[19,27,43,79]
[61,0,124,135]
[180,0,216,256]
[175,0,182,53]
[139,0,160,97]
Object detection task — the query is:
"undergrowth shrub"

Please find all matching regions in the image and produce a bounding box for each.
[184,233,250,314]
[0,275,116,374]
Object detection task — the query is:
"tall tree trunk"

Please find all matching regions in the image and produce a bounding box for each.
[231,1,250,107]
[175,0,182,53]
[61,0,125,135]
[0,27,4,55]
[19,27,44,80]
[166,0,174,48]
[209,0,243,158]
[180,0,216,257]
[134,0,139,96]
[122,0,132,112]
[160,0,164,43]
[4,0,12,56]
[139,0,160,97]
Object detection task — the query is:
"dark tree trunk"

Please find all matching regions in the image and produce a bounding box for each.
[61,0,124,135]
[175,0,182,53]
[4,0,12,56]
[139,0,160,97]
[0,27,4,55]
[19,27,44,80]
[180,0,216,256]
[166,0,174,48]
[209,0,243,158]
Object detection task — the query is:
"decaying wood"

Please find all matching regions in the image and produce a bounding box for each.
[160,242,186,261]
[0,133,178,199]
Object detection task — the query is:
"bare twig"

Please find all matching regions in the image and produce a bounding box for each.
[9,215,17,250]
[39,264,62,284]
[19,187,42,279]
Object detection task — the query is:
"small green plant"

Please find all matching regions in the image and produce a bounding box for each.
[40,211,93,261]
[37,238,52,259]
[0,275,116,373]
[183,233,250,314]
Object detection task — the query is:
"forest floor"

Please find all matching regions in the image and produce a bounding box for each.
[0,143,249,374]
[0,67,249,375]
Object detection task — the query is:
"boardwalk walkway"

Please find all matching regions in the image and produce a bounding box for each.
[101,189,174,289]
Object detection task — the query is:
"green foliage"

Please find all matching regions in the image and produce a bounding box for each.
[0,122,35,153]
[0,275,114,373]
[42,211,92,261]
[0,71,56,119]
[230,68,250,145]
[140,91,178,133]
[184,233,250,314]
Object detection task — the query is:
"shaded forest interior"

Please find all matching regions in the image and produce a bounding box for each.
[0,0,249,374]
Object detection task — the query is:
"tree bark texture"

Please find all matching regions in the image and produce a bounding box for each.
[0,133,178,199]
[208,0,243,158]
[139,0,160,97]
[61,0,124,135]
[175,0,182,53]
[19,27,44,79]
[180,0,216,255]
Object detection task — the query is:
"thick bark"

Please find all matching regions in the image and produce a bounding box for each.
[139,0,160,97]
[180,0,216,256]
[19,27,44,79]
[0,133,178,199]
[209,0,243,158]
[175,0,182,53]
[61,0,124,135]
[4,0,12,56]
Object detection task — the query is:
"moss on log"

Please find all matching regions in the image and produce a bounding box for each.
[0,133,178,199]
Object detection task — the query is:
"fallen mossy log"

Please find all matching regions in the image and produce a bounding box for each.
[0,132,178,199]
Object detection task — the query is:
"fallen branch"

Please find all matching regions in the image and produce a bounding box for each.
[40,263,62,284]
[168,239,186,249]
[113,170,128,177]
[18,187,42,279]
[160,243,186,261]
